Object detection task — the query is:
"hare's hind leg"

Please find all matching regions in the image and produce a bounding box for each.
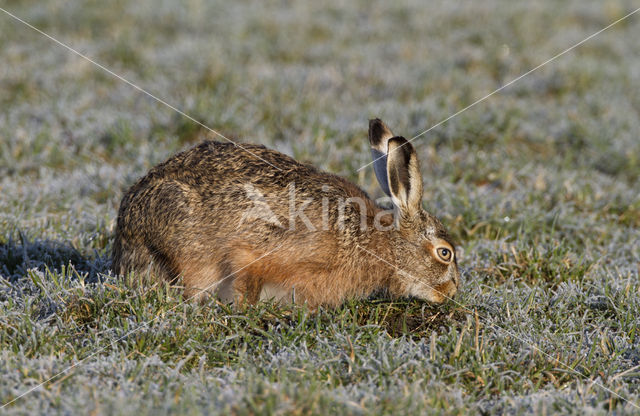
[112,237,178,286]
[112,235,154,283]
[113,180,190,285]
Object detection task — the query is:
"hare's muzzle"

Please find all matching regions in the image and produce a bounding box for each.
[428,279,457,303]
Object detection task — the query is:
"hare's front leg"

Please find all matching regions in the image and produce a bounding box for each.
[232,269,316,307]
[181,261,236,303]
[233,272,295,305]
[232,265,336,309]
[230,270,265,304]
[226,245,341,308]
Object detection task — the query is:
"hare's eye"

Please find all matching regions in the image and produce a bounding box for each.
[436,247,452,263]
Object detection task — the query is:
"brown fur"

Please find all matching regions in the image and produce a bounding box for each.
[112,120,460,309]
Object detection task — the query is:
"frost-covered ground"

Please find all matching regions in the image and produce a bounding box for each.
[1,0,640,414]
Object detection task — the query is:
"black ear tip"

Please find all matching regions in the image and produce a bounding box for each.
[368,118,394,147]
[387,136,410,147]
[368,118,385,134]
[387,136,413,162]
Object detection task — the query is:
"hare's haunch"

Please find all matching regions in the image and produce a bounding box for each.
[112,119,460,308]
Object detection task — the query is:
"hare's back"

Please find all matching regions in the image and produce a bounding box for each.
[144,141,369,199]
[147,141,318,185]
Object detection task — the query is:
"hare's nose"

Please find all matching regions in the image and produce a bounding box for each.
[451,272,459,289]
[452,267,464,288]
[443,279,458,300]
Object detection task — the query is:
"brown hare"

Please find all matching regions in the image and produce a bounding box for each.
[112,119,460,308]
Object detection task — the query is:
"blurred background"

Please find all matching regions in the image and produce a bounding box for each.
[1,0,638,248]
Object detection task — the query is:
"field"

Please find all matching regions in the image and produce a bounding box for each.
[1,0,640,414]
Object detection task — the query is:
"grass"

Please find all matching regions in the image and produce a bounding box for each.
[1,0,640,414]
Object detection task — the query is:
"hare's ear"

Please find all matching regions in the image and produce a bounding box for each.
[386,137,423,218]
[368,119,395,196]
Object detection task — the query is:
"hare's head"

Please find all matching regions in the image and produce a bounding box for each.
[369,119,460,303]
